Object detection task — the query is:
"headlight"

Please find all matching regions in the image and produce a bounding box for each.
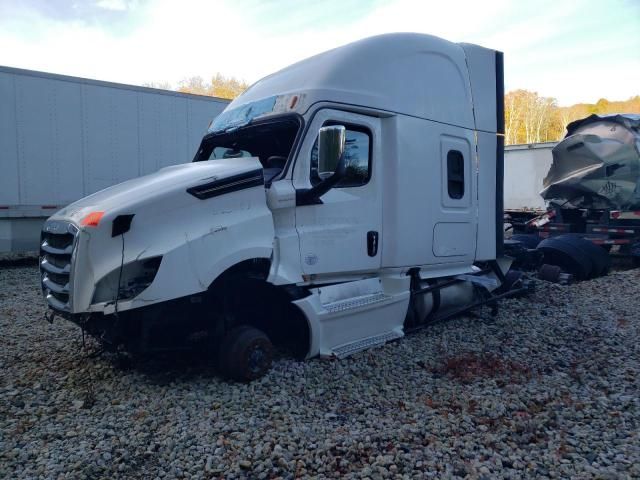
[92,256,162,304]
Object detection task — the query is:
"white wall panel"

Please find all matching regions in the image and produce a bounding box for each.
[51,78,84,204]
[15,74,56,205]
[83,85,139,194]
[0,72,20,206]
[0,65,229,213]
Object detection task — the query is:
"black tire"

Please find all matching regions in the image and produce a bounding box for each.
[537,237,594,280]
[511,234,542,249]
[218,326,273,382]
[217,325,253,375]
[555,234,611,277]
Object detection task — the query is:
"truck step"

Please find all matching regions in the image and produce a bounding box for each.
[322,292,389,314]
[330,329,403,359]
[293,276,411,359]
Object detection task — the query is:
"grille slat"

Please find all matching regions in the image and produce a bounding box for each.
[46,293,69,311]
[40,257,70,275]
[41,241,73,255]
[45,254,71,269]
[40,221,77,313]
[42,232,74,249]
[42,274,69,294]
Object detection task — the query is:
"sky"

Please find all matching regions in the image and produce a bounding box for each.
[0,0,638,106]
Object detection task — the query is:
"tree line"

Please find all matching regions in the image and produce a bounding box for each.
[144,73,249,101]
[505,91,639,145]
[147,75,638,146]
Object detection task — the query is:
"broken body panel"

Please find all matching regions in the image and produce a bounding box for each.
[507,114,640,266]
[542,114,640,210]
[41,33,507,363]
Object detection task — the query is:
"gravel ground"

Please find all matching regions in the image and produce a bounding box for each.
[1,265,638,479]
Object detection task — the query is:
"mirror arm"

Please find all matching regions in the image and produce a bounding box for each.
[295,159,346,206]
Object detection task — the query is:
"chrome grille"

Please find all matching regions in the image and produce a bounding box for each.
[40,221,78,312]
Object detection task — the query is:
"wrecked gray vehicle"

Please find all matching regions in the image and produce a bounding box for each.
[541,114,640,210]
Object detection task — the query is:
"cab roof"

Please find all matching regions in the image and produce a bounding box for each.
[228,33,494,131]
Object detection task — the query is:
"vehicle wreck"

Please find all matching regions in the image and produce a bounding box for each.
[542,114,640,210]
[507,114,640,276]
[40,33,528,381]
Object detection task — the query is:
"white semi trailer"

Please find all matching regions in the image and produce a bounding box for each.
[504,142,556,212]
[40,33,518,381]
[0,66,228,252]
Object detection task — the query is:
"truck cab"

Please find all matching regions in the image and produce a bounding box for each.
[41,33,508,380]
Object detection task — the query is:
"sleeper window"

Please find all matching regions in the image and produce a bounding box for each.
[310,126,371,187]
[447,150,465,199]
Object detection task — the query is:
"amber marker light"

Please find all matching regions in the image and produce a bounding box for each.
[80,211,105,227]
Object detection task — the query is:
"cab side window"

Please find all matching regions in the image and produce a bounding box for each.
[446,150,465,199]
[310,125,371,187]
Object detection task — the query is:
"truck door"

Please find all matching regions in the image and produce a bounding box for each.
[293,110,382,276]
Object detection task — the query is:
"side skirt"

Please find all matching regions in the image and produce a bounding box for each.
[293,276,411,359]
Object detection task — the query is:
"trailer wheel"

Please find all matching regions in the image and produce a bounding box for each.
[537,237,593,280]
[511,234,542,249]
[218,325,273,382]
[555,234,610,277]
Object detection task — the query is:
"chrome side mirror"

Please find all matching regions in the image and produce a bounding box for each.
[296,125,347,206]
[318,125,346,179]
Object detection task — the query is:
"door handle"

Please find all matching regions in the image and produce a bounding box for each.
[367,231,379,257]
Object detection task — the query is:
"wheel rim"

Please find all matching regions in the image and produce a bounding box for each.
[247,344,268,375]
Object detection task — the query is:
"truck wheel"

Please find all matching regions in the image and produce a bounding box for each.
[511,234,541,249]
[555,234,610,277]
[218,326,273,382]
[537,237,593,280]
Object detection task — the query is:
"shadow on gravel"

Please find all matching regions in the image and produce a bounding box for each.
[0,256,39,268]
[102,350,221,385]
[101,348,291,386]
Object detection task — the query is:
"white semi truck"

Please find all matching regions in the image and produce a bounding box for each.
[40,33,517,380]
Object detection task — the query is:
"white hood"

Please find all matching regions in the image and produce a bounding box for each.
[51,157,263,224]
[43,155,275,314]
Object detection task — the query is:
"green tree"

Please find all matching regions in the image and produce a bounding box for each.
[504,90,560,144]
[504,92,639,144]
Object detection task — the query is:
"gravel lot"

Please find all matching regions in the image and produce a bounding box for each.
[1,264,638,479]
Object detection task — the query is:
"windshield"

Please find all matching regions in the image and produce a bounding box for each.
[208,94,304,134]
[208,96,278,134]
[193,116,300,181]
